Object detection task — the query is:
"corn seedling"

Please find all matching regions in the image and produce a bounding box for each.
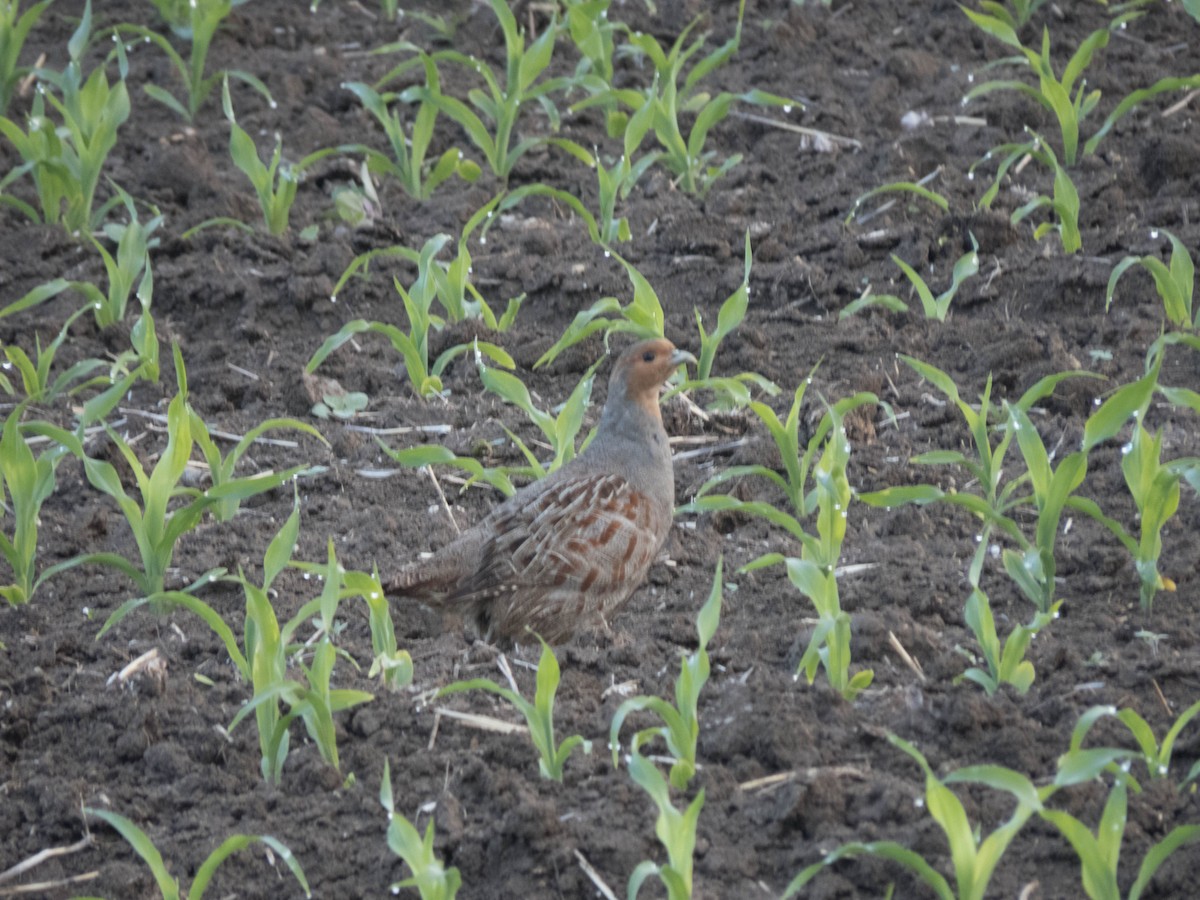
[0,411,84,605]
[102,809,303,893]
[562,0,617,94]
[205,78,335,235]
[340,51,479,200]
[379,0,588,181]
[380,760,461,899]
[844,179,950,225]
[861,357,1094,615]
[343,566,414,692]
[956,559,1057,695]
[0,1,129,234]
[496,145,656,248]
[0,0,53,116]
[70,185,162,328]
[84,807,310,899]
[683,380,878,698]
[310,234,516,398]
[1107,228,1196,330]
[101,493,376,781]
[783,734,1044,900]
[331,198,523,330]
[625,743,704,900]
[291,549,413,694]
[535,249,665,367]
[439,636,592,781]
[189,410,327,524]
[669,232,780,408]
[502,85,662,245]
[963,10,1200,251]
[975,0,1048,30]
[0,304,112,402]
[1068,700,1200,785]
[227,536,375,781]
[477,352,602,480]
[974,129,1083,252]
[610,558,722,790]
[378,441,517,497]
[866,236,980,322]
[111,0,272,123]
[1039,761,1200,900]
[1072,352,1198,609]
[66,346,316,598]
[428,197,523,328]
[964,8,1200,167]
[574,0,795,196]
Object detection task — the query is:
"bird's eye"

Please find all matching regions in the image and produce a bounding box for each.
[642,350,656,363]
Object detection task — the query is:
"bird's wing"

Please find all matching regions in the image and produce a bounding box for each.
[446,471,665,613]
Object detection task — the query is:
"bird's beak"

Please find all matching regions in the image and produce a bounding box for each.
[669,348,697,370]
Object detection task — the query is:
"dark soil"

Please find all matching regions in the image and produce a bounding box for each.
[3,1,1200,898]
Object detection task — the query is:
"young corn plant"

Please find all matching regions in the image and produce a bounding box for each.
[859,359,1097,690]
[860,357,1093,616]
[973,129,1082,252]
[783,734,1045,900]
[65,346,317,598]
[331,198,523,330]
[197,78,333,235]
[955,540,1057,696]
[862,236,980,322]
[111,0,272,122]
[343,566,414,692]
[1107,228,1196,330]
[341,50,479,200]
[100,494,378,782]
[625,743,705,900]
[963,8,1200,167]
[1039,763,1200,900]
[609,559,723,790]
[573,0,796,196]
[0,411,84,605]
[667,230,778,408]
[963,10,1200,251]
[0,304,112,402]
[476,353,602,480]
[85,808,310,900]
[380,0,588,181]
[495,138,657,248]
[310,234,516,399]
[1072,352,1198,610]
[681,377,878,699]
[1068,700,1200,785]
[535,249,665,367]
[0,0,53,116]
[73,185,162,328]
[380,760,461,899]
[378,441,517,498]
[439,636,592,782]
[0,0,130,234]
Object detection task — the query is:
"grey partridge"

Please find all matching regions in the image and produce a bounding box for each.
[386,338,694,644]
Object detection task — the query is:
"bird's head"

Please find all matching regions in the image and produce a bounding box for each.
[609,338,696,421]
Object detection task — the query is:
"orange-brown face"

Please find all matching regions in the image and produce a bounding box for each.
[612,338,695,417]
